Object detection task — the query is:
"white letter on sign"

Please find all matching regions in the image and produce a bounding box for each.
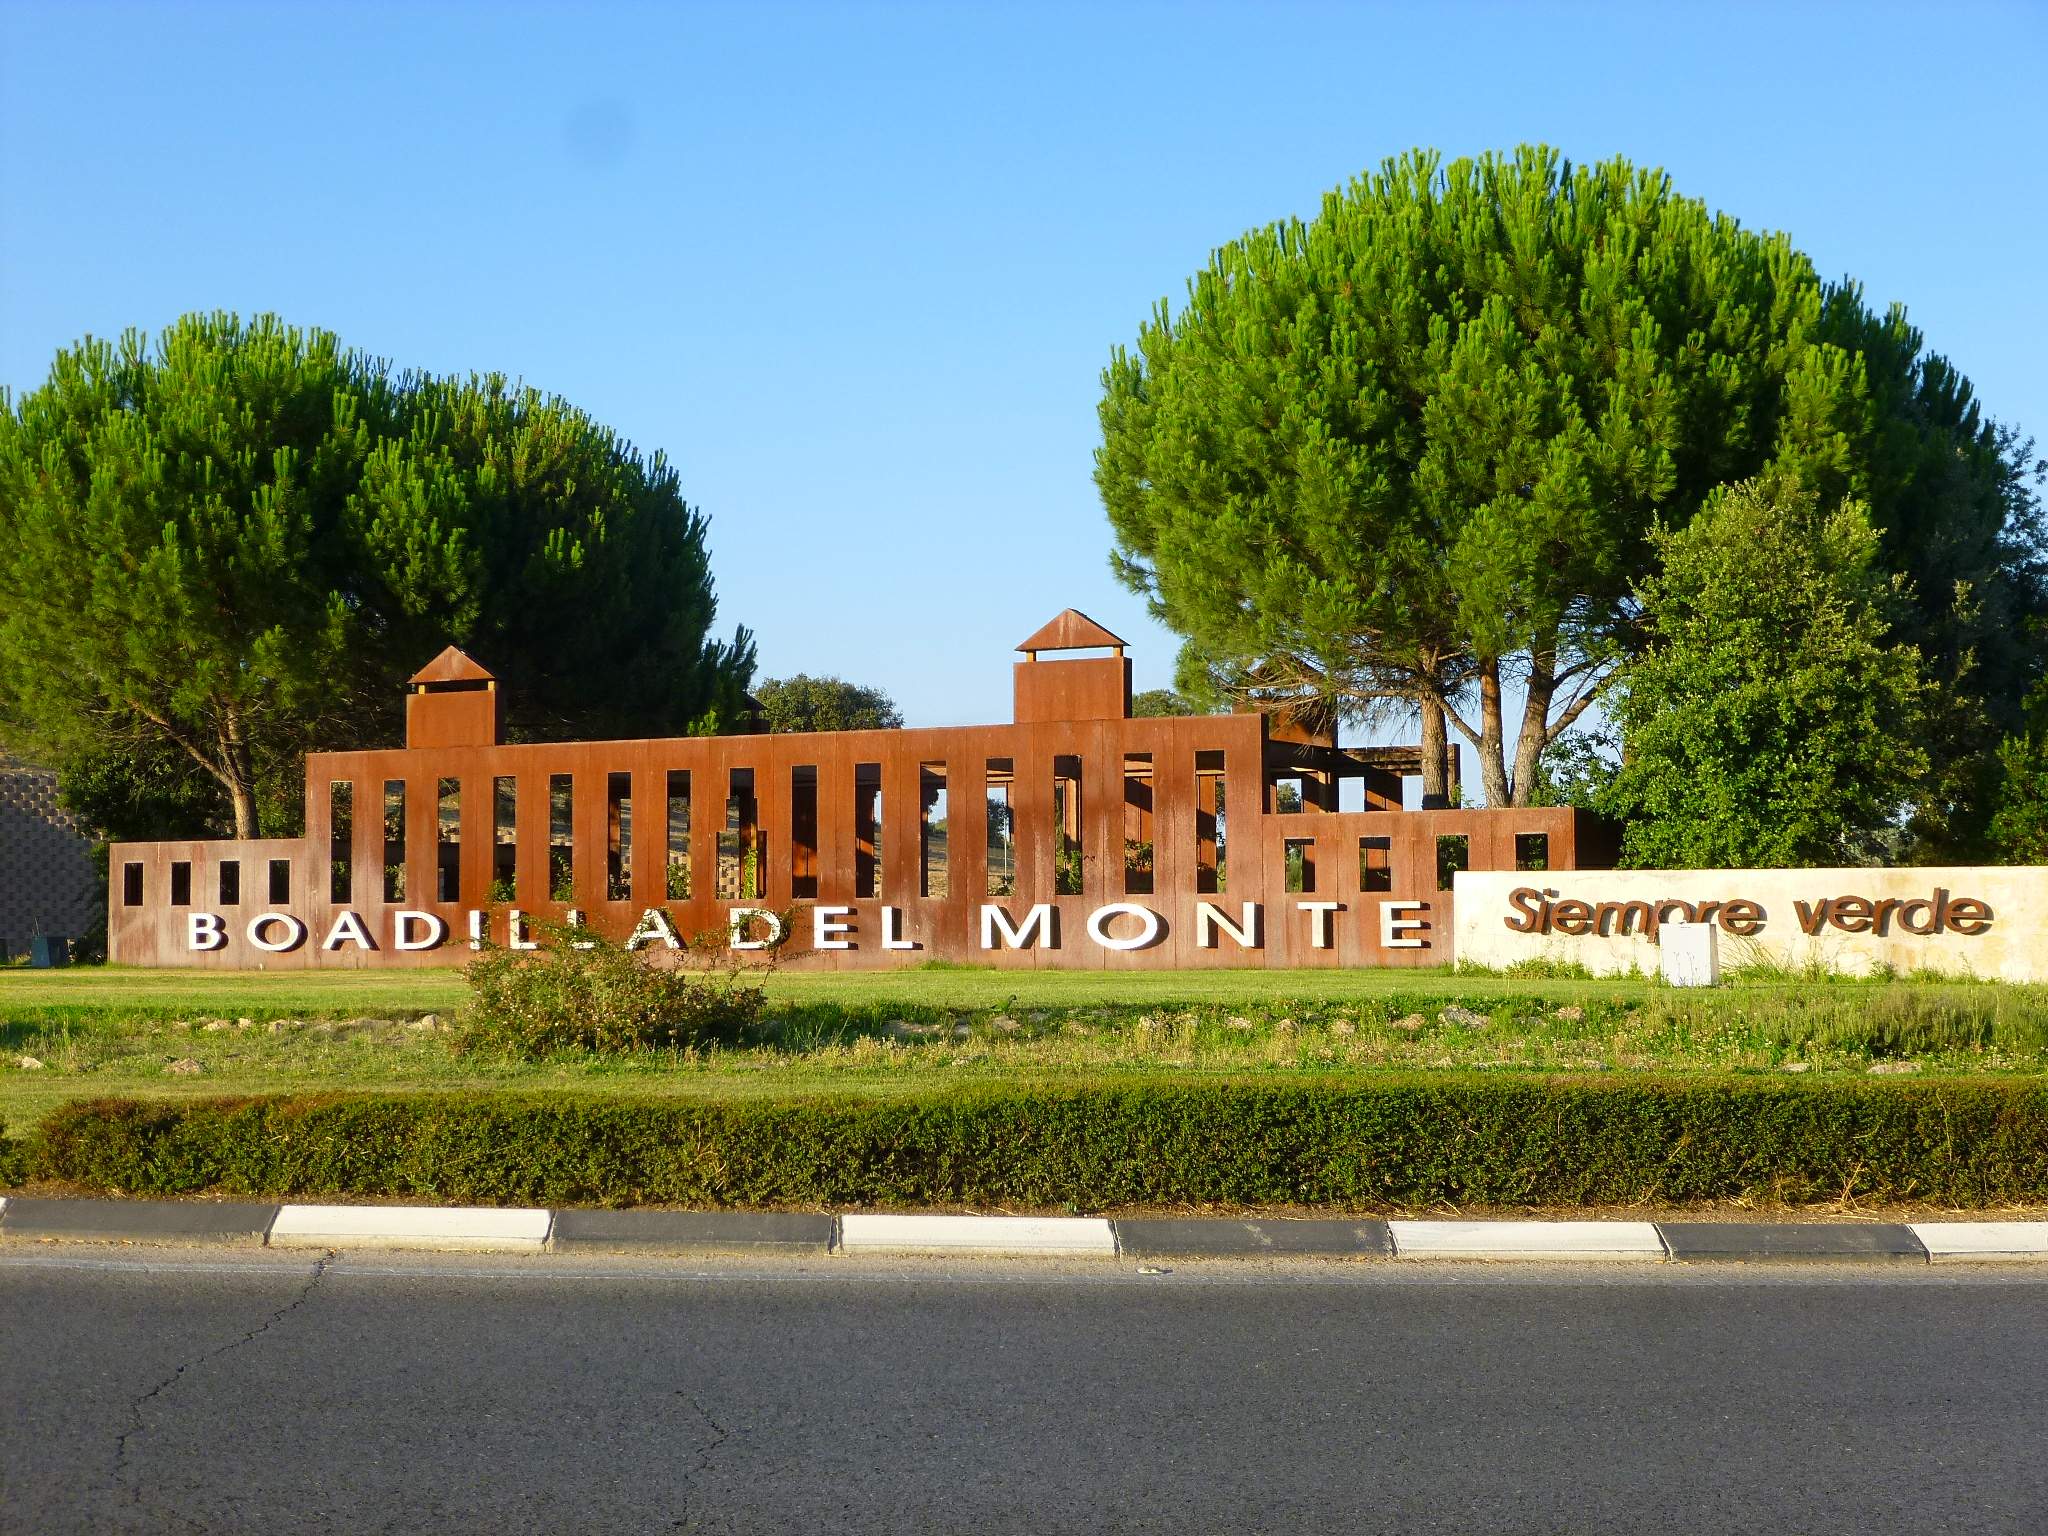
[1380,901,1427,949]
[186,912,226,952]
[247,913,307,953]
[508,909,539,951]
[321,911,376,951]
[980,903,1054,950]
[882,905,917,950]
[1086,903,1162,952]
[1297,901,1341,949]
[729,907,785,951]
[393,910,447,952]
[1195,902,1262,949]
[814,905,855,950]
[626,908,680,951]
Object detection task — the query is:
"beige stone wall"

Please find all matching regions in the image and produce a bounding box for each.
[1453,866,2048,982]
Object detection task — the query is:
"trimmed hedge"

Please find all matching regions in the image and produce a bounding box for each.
[16,1076,2048,1209]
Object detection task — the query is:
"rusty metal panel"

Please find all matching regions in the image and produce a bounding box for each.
[1012,657,1130,723]
[108,624,1613,971]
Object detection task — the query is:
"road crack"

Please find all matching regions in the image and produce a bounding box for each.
[670,1391,733,1532]
[111,1254,332,1499]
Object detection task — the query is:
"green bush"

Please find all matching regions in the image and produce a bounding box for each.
[458,923,768,1058]
[21,1076,2048,1208]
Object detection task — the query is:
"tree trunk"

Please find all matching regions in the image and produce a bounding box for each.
[1476,662,1511,808]
[1419,694,1450,808]
[1510,652,1558,808]
[222,715,259,839]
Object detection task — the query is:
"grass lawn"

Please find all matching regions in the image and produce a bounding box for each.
[4,962,2046,1136]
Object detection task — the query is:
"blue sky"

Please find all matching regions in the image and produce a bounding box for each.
[3,0,2044,732]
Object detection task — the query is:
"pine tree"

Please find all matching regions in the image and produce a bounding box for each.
[0,313,754,837]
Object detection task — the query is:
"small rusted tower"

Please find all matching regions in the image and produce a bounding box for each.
[1012,609,1131,723]
[405,646,503,748]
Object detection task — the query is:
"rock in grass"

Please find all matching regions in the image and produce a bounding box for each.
[14,1055,44,1071]
[166,1058,203,1075]
[1440,1006,1490,1029]
[1868,1061,1922,1075]
[1554,1005,1585,1022]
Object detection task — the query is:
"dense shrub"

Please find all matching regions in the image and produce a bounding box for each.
[21,1076,2048,1209]
[458,923,769,1057]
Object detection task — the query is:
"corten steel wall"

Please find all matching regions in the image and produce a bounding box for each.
[106,708,1596,970]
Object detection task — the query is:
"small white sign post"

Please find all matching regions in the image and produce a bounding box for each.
[1659,919,1720,987]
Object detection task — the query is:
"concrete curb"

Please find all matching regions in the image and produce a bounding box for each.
[1116,1218,1393,1259]
[839,1214,1118,1256]
[267,1204,551,1252]
[4,1199,2048,1263]
[0,1196,276,1246]
[1661,1222,1926,1263]
[1910,1221,2048,1262]
[1389,1220,1668,1261]
[550,1210,833,1255]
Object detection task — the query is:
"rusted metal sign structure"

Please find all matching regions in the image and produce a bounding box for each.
[108,611,1608,969]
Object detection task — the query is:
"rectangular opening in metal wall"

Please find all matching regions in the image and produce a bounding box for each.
[791,766,818,899]
[218,860,240,906]
[268,859,291,905]
[1283,838,1315,894]
[329,781,353,903]
[1124,753,1153,894]
[666,771,691,899]
[549,775,574,901]
[1436,833,1469,892]
[1195,750,1226,894]
[1515,832,1549,872]
[855,763,882,898]
[493,777,517,902]
[1053,755,1083,895]
[170,860,191,906]
[1359,836,1391,892]
[1272,774,1307,814]
[122,862,143,906]
[721,768,760,900]
[985,758,1014,897]
[383,781,406,903]
[438,778,462,903]
[607,772,632,902]
[920,762,948,898]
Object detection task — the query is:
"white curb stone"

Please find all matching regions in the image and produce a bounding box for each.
[1909,1222,2048,1262]
[268,1204,552,1251]
[837,1214,1118,1256]
[1390,1220,1667,1261]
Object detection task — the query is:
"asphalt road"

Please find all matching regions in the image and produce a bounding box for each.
[2,1250,2044,1535]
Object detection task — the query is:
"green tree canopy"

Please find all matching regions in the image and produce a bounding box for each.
[1097,145,2043,814]
[1602,477,1930,867]
[0,313,755,837]
[753,674,904,733]
[1130,687,1202,718]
